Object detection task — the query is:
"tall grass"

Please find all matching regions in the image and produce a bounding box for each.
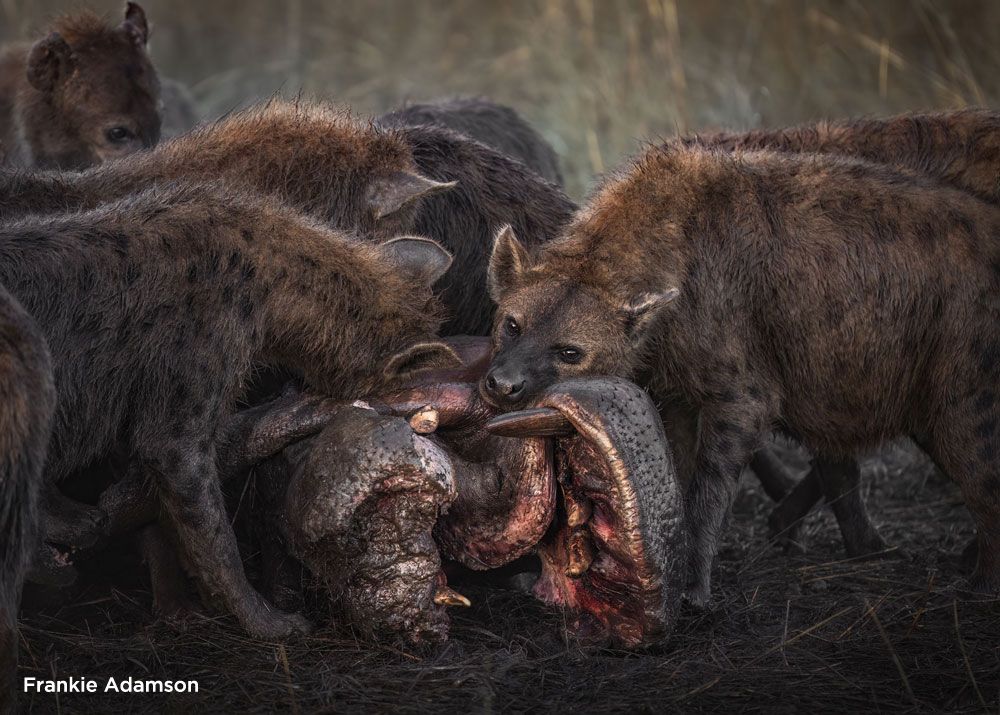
[2,0,997,198]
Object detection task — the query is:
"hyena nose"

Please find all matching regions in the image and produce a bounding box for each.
[485,369,526,402]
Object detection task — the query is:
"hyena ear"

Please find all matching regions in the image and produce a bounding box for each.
[620,288,679,342]
[382,237,453,285]
[383,341,464,381]
[488,224,532,302]
[122,2,150,46]
[368,171,457,221]
[26,33,73,93]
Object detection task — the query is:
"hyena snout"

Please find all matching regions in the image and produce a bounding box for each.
[483,365,528,407]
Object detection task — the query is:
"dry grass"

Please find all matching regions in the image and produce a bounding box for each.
[2,0,999,198]
[18,443,1000,712]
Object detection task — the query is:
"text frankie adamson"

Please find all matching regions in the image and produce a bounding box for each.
[24,676,199,694]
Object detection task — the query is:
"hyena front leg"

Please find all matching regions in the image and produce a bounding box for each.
[141,426,310,639]
[685,393,773,606]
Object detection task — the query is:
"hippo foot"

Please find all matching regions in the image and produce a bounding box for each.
[488,377,688,647]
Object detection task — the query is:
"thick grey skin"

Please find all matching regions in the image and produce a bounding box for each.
[521,378,687,646]
[380,97,564,186]
[259,405,458,644]
[0,286,55,715]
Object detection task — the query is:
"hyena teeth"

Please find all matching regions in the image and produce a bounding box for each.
[565,527,594,578]
[408,406,439,435]
[433,586,471,608]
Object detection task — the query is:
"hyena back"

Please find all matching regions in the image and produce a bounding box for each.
[690,108,1000,205]
[485,144,1000,603]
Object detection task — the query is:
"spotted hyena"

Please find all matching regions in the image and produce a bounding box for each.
[484,143,1000,604]
[0,99,577,336]
[0,180,456,638]
[0,3,161,169]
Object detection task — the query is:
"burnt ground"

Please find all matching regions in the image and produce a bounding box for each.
[17,442,1000,714]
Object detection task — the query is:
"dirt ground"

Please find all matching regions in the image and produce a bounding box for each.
[17,442,999,714]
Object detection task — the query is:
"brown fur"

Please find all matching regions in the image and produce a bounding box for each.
[0,3,161,169]
[688,108,1000,205]
[0,100,440,240]
[1,180,454,639]
[486,144,1000,603]
[691,109,1000,554]
[0,99,574,336]
[0,286,54,713]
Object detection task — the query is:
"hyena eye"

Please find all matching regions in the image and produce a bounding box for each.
[557,347,583,365]
[504,316,521,338]
[105,126,134,144]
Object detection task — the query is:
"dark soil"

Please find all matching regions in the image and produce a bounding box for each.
[18,442,1000,713]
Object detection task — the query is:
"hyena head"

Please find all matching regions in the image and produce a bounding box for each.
[22,3,161,168]
[340,236,463,397]
[481,225,678,409]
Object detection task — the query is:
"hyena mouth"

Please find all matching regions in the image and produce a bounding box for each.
[486,378,688,647]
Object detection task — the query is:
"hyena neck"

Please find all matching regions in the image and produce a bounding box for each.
[253,224,434,399]
[540,145,731,296]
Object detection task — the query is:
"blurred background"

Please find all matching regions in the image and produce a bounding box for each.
[1,0,996,198]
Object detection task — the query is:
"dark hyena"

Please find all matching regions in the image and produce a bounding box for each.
[389,123,576,334]
[0,3,161,169]
[380,97,565,186]
[690,109,1000,554]
[0,101,577,337]
[0,287,54,713]
[1,181,456,638]
[484,144,1000,604]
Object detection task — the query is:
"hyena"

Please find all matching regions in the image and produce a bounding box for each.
[390,123,576,334]
[380,97,564,186]
[0,3,161,169]
[0,287,54,713]
[689,109,1000,554]
[0,100,577,336]
[689,109,1000,205]
[484,144,1000,604]
[0,180,456,638]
